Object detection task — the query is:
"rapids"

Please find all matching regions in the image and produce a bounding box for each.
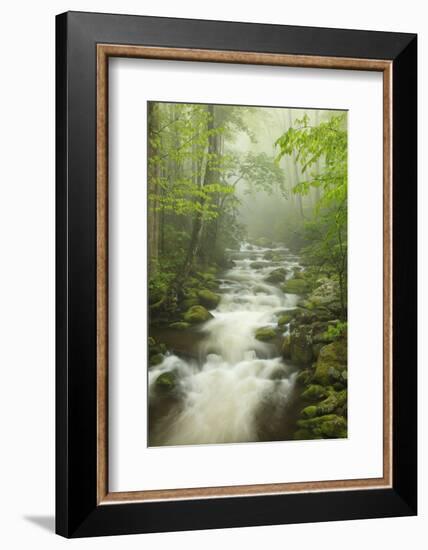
[148,243,304,446]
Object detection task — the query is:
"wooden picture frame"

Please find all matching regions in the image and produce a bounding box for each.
[56,11,417,538]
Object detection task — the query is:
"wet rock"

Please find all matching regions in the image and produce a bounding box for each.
[277,313,294,326]
[296,369,313,385]
[250,261,266,269]
[282,278,310,295]
[183,305,214,324]
[316,390,347,415]
[313,339,347,385]
[255,326,277,342]
[265,268,288,284]
[301,405,318,418]
[289,325,313,365]
[301,384,328,402]
[169,322,191,330]
[197,289,221,309]
[281,335,291,358]
[296,414,347,438]
[154,370,178,392]
[149,353,164,367]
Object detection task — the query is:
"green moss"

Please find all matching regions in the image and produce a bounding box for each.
[183,305,214,324]
[197,289,221,309]
[281,278,310,295]
[313,339,347,385]
[255,326,277,342]
[301,405,318,418]
[277,313,293,326]
[149,353,164,367]
[281,335,291,358]
[297,414,347,439]
[148,337,156,348]
[301,384,328,402]
[154,370,178,392]
[265,268,287,284]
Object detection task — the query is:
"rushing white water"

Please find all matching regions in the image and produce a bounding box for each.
[149,243,302,446]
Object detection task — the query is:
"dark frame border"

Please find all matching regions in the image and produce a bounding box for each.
[56,11,417,538]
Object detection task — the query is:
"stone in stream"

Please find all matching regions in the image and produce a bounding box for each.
[154,370,178,393]
[197,289,221,309]
[265,267,288,284]
[169,322,191,330]
[254,326,277,342]
[183,305,214,324]
[281,278,310,295]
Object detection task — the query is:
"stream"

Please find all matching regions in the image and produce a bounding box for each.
[149,242,305,446]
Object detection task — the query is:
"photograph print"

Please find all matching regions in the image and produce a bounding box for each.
[147,101,348,447]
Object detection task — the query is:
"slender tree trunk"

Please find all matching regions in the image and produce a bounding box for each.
[180,105,216,280]
[148,102,160,275]
[288,110,304,219]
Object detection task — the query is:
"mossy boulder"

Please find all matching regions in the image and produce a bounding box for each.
[263,251,274,260]
[289,325,313,365]
[316,390,347,415]
[281,335,291,358]
[255,326,277,342]
[197,289,221,309]
[154,370,178,392]
[183,305,214,324]
[181,297,200,310]
[169,321,191,330]
[282,278,310,295]
[296,414,347,438]
[301,384,328,402]
[149,353,164,367]
[301,405,318,418]
[296,369,313,385]
[313,339,347,385]
[277,313,293,326]
[265,268,287,284]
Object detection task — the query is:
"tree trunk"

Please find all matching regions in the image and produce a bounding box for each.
[180,104,216,280]
[288,110,304,219]
[148,102,160,275]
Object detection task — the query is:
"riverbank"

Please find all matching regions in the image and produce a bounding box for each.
[148,240,347,445]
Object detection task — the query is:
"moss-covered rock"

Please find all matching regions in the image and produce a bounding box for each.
[154,370,178,392]
[296,414,347,438]
[263,251,274,260]
[289,325,313,365]
[255,326,277,342]
[265,268,287,284]
[277,313,293,326]
[313,339,347,385]
[281,335,291,358]
[149,353,164,367]
[296,369,313,385]
[183,305,214,324]
[282,278,310,295]
[197,289,221,309]
[301,384,328,402]
[169,321,191,330]
[316,389,347,415]
[301,405,318,418]
[181,297,200,310]
[148,336,156,348]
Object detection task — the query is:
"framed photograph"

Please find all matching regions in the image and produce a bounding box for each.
[56,11,417,538]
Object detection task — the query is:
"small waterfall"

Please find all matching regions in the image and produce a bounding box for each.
[149,243,302,446]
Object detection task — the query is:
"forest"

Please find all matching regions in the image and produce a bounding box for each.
[147,102,348,446]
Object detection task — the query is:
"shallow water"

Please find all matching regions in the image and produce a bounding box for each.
[148,243,303,447]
